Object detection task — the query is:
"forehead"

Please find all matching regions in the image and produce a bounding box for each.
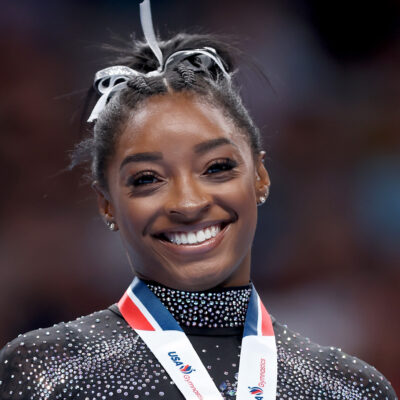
[116,92,250,158]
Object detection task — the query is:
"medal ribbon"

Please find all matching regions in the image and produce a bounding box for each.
[118,277,277,400]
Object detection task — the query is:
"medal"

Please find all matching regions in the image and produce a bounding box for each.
[118,278,277,399]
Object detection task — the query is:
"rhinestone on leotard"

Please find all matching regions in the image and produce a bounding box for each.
[146,283,252,329]
[0,284,396,400]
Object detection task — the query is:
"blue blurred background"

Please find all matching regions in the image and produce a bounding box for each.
[0,0,399,392]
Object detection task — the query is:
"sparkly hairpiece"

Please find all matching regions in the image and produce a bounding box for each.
[87,0,231,122]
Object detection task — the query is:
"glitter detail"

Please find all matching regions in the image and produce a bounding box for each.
[0,301,397,399]
[94,65,139,82]
[0,310,177,399]
[147,283,252,328]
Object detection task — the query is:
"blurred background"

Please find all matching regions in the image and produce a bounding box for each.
[0,0,399,392]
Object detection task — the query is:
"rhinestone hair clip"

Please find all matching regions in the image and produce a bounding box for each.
[87,0,231,122]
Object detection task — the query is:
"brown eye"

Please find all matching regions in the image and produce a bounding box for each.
[205,159,237,175]
[128,172,160,187]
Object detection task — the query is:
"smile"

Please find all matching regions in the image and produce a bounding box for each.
[152,221,232,254]
[163,223,223,245]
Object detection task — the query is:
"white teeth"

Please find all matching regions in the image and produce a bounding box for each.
[196,230,206,243]
[187,232,197,244]
[174,233,181,245]
[163,223,224,245]
[180,233,188,244]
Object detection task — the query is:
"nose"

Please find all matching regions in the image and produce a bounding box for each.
[164,175,211,221]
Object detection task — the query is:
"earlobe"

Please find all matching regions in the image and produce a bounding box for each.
[91,181,119,231]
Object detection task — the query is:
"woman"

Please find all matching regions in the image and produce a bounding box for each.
[0,1,397,399]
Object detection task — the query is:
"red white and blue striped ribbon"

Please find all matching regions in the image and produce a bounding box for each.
[118,277,277,400]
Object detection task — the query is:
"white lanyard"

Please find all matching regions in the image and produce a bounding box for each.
[118,278,277,400]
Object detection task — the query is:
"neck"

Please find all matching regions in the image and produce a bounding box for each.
[145,280,252,329]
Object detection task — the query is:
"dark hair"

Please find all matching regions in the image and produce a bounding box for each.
[69,32,263,191]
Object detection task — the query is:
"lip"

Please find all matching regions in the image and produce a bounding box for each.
[153,221,233,256]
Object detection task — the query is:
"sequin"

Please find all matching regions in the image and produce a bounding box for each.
[147,283,251,329]
[0,283,397,399]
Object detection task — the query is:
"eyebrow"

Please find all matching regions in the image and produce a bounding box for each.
[120,152,163,170]
[193,138,237,154]
[120,138,237,170]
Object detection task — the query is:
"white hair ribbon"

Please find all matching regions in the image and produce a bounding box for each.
[87,0,163,123]
[87,0,231,123]
[163,47,231,82]
[87,67,139,122]
[139,0,163,71]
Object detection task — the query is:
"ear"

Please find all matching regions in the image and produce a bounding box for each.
[91,181,119,230]
[254,151,271,202]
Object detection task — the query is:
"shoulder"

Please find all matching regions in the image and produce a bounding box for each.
[273,318,398,400]
[0,306,139,399]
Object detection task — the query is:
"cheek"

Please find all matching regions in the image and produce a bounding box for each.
[215,176,258,233]
[216,174,257,210]
[115,196,157,242]
[236,185,258,236]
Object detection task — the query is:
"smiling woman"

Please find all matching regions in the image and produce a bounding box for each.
[0,1,397,400]
[94,92,266,292]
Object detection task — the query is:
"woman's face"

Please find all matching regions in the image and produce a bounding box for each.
[95,92,270,291]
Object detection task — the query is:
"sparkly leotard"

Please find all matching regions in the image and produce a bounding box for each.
[0,282,397,399]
